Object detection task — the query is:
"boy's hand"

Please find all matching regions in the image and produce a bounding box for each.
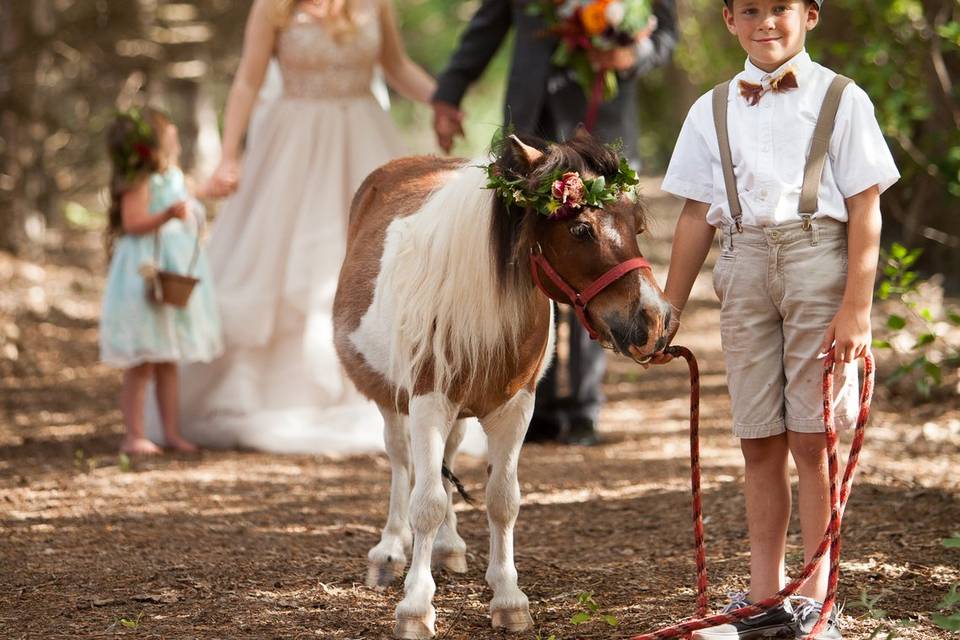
[819,305,871,367]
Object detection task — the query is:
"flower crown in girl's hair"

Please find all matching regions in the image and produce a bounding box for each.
[109,108,158,184]
[485,136,640,220]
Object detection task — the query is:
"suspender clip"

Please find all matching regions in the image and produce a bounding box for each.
[801,215,812,232]
[734,219,743,234]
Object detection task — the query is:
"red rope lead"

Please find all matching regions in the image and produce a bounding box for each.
[630,349,874,640]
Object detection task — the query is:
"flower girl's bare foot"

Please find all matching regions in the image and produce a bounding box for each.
[121,437,162,456]
[164,436,198,453]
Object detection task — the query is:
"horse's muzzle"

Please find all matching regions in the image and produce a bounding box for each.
[605,306,670,359]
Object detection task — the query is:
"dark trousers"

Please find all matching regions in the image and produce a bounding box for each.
[531,305,606,432]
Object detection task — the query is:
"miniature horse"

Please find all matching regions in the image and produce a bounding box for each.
[333,130,671,639]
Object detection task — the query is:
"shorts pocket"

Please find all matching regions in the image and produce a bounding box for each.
[712,252,736,302]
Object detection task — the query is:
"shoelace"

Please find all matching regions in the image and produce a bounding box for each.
[791,597,842,626]
[721,593,750,614]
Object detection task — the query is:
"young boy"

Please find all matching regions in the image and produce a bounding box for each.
[654,1,899,638]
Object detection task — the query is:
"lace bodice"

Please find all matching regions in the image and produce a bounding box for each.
[276,2,381,100]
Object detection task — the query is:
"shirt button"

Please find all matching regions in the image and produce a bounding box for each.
[760,189,768,199]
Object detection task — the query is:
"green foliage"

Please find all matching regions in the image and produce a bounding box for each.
[855,536,960,636]
[63,201,106,231]
[873,243,960,399]
[847,589,915,639]
[569,591,619,627]
[118,452,133,473]
[944,536,960,549]
[533,592,619,639]
[393,0,512,155]
[933,536,960,632]
[118,612,144,629]
[73,449,96,474]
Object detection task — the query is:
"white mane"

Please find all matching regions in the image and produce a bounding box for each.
[378,161,530,401]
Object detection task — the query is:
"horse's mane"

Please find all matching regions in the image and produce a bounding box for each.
[488,131,626,287]
[381,161,531,402]
[383,133,635,402]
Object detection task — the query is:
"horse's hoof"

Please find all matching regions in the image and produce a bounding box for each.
[433,550,467,574]
[491,606,533,632]
[366,560,405,588]
[394,615,435,639]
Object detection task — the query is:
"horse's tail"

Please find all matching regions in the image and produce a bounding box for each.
[441,463,474,505]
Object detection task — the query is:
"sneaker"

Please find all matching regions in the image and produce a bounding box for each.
[692,593,796,639]
[791,597,842,639]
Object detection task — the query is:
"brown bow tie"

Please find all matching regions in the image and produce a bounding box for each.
[739,68,799,106]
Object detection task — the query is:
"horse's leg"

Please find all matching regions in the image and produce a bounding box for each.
[480,390,534,632]
[432,418,468,574]
[395,393,457,640]
[367,407,413,588]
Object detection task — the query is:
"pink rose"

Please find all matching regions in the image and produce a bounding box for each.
[551,172,585,208]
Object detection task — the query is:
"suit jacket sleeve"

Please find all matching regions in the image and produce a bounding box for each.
[620,0,678,80]
[433,0,513,107]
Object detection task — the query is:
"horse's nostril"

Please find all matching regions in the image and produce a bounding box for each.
[656,336,667,352]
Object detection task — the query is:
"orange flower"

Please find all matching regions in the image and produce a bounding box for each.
[580,0,610,36]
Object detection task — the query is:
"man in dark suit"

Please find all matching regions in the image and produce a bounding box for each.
[433,0,677,444]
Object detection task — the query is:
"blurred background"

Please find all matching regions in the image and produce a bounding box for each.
[2,0,958,277]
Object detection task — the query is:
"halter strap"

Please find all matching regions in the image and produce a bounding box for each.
[529,247,652,340]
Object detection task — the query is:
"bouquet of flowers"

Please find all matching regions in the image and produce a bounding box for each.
[529,0,653,126]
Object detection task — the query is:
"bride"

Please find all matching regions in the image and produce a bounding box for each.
[147,0,437,453]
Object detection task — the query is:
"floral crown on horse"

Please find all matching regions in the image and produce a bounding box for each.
[484,132,640,220]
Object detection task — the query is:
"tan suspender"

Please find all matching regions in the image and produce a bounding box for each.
[712,74,854,232]
[712,81,742,232]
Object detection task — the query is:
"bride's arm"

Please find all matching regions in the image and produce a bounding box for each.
[377,0,436,104]
[207,0,278,197]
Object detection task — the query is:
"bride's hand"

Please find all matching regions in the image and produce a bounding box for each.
[205,158,241,199]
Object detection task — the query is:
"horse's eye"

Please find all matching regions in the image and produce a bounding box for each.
[569,222,595,241]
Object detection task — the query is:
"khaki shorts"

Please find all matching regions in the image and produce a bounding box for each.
[712,219,858,439]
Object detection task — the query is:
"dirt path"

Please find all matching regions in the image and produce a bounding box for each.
[1,181,958,639]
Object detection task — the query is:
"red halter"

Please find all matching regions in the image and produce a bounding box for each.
[528,244,653,341]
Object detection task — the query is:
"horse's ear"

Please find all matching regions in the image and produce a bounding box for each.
[571,124,592,142]
[508,134,543,167]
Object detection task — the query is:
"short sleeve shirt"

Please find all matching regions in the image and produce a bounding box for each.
[661,50,900,228]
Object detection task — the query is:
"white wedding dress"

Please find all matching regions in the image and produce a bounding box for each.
[148,2,487,455]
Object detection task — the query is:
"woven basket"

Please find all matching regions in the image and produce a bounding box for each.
[146,202,204,308]
[149,271,199,308]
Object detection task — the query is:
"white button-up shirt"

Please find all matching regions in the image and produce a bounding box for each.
[661,50,900,228]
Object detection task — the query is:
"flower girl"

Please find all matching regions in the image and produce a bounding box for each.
[100,108,223,455]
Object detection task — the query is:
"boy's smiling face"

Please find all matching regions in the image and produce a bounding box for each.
[724,1,819,72]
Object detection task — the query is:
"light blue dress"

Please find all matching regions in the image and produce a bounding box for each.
[99,167,224,368]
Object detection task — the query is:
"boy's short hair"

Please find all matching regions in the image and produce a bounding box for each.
[722,0,820,6]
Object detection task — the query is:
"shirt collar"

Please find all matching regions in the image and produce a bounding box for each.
[742,49,812,85]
